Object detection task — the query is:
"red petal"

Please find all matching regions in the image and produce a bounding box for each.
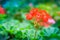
[0,7,5,14]
[44,23,49,27]
[26,14,33,20]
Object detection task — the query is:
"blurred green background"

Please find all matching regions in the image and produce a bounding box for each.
[0,0,60,40]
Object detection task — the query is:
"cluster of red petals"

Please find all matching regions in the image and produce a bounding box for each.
[26,8,55,27]
[0,6,5,14]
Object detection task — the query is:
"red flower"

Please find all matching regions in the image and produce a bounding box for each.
[26,8,55,27]
[0,6,5,14]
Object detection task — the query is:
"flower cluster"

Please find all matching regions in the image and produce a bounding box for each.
[26,8,55,27]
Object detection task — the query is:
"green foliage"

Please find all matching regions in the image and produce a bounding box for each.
[0,0,60,40]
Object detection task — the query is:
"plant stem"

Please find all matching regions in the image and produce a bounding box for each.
[34,28,37,40]
[34,21,38,40]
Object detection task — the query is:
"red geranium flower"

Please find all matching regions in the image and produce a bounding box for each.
[26,8,55,27]
[0,5,5,14]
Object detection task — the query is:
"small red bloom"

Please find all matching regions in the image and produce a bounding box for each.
[0,5,5,14]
